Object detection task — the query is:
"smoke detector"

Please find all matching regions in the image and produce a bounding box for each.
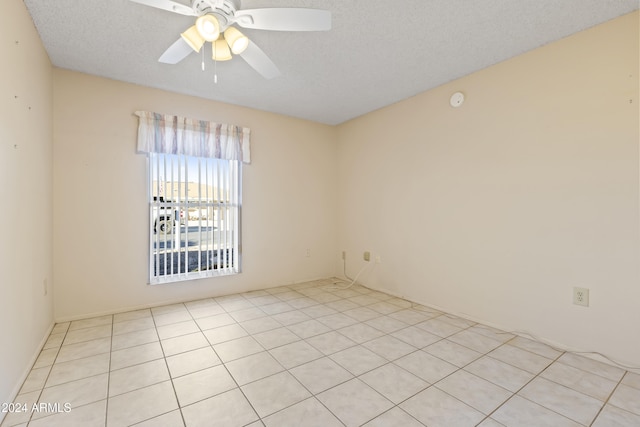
[450,92,465,108]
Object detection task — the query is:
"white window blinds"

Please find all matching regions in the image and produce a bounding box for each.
[149,153,241,283]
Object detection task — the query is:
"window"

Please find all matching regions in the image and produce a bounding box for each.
[149,153,241,284]
[135,110,250,284]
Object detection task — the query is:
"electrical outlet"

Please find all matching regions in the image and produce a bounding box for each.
[341,251,346,260]
[305,248,311,257]
[363,251,370,262]
[573,287,589,307]
[375,256,381,264]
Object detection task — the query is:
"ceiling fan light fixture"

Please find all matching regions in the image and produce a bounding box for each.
[196,14,220,42]
[225,27,249,54]
[213,38,232,61]
[181,25,205,52]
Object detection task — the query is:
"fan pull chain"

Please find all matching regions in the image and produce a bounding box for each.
[213,41,218,84]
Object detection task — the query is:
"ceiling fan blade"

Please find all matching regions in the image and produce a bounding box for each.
[129,0,195,16]
[159,37,194,64]
[234,8,331,31]
[239,41,281,79]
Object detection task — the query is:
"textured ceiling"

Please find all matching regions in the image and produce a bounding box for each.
[23,0,639,125]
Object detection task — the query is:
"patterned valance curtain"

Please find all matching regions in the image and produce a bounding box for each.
[135,111,251,164]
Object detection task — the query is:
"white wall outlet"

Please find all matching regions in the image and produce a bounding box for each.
[305,248,311,257]
[573,287,589,307]
[363,251,370,262]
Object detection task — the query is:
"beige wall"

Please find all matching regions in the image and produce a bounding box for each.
[337,12,640,366]
[52,70,338,320]
[0,0,54,408]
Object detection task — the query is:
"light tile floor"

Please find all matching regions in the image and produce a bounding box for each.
[2,279,639,427]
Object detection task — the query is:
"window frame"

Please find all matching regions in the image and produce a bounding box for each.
[147,152,242,285]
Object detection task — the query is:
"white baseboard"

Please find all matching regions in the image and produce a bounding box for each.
[365,283,640,375]
[54,276,329,323]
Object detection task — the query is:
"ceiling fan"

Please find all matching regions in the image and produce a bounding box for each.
[130,0,331,79]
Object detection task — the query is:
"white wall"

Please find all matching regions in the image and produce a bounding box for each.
[52,70,338,320]
[0,0,54,410]
[337,12,640,366]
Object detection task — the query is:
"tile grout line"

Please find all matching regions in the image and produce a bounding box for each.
[286,283,433,426]
[104,315,113,427]
[23,322,70,426]
[299,302,567,427]
[227,286,418,426]
[14,280,638,427]
[12,320,109,426]
[587,371,630,427]
[240,288,372,427]
[102,291,565,425]
[148,303,188,427]
[182,286,381,425]
[479,346,571,426]
[189,294,265,426]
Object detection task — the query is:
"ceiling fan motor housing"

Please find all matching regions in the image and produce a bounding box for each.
[192,0,240,29]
